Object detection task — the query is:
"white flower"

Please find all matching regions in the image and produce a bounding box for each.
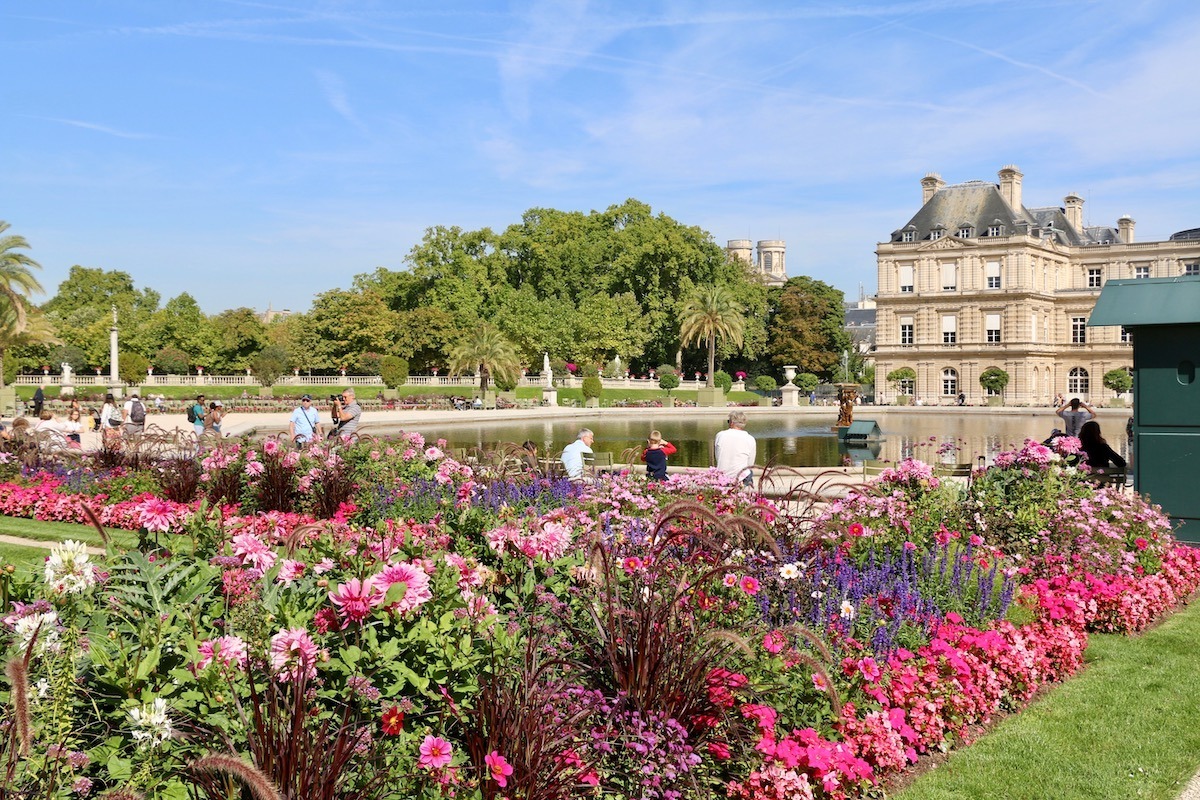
[13,612,60,653]
[778,563,801,581]
[839,600,856,620]
[129,698,173,749]
[44,540,96,595]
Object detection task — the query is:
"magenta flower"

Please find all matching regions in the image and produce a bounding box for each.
[418,735,453,770]
[373,562,433,614]
[269,627,318,682]
[263,439,280,456]
[740,575,761,596]
[484,750,514,787]
[328,578,385,626]
[135,497,178,533]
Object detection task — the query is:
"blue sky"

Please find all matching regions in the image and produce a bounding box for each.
[6,1,1200,315]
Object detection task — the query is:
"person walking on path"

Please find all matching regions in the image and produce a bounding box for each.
[715,410,757,487]
[642,430,676,481]
[288,394,323,447]
[31,385,45,418]
[329,388,362,439]
[203,401,223,436]
[122,392,147,436]
[188,394,206,438]
[100,392,122,446]
[1057,397,1096,437]
[561,428,594,480]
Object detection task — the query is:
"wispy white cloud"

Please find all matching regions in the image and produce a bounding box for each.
[313,69,368,135]
[25,116,155,140]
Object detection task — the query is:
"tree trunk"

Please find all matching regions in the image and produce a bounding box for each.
[706,333,716,388]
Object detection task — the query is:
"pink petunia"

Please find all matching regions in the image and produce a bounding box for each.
[484,751,514,787]
[418,735,453,770]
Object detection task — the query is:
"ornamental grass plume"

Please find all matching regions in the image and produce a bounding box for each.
[5,650,33,757]
[189,753,284,800]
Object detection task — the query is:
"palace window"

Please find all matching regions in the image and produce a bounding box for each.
[942,368,958,396]
[1135,265,1150,279]
[986,225,1003,237]
[985,313,1001,344]
[897,378,915,396]
[899,316,914,345]
[1068,367,1089,395]
[1071,316,1088,344]
[957,226,973,238]
[899,264,914,293]
[942,315,957,345]
[1087,268,1102,288]
[1185,263,1199,276]
[929,230,944,241]
[1121,326,1133,343]
[941,263,957,291]
[985,260,1001,289]
[902,230,915,243]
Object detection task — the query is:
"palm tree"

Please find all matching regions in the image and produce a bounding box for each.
[679,285,745,389]
[0,302,59,388]
[448,324,521,393]
[0,221,45,335]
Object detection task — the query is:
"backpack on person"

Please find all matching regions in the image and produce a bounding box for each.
[186,404,198,423]
[130,400,146,424]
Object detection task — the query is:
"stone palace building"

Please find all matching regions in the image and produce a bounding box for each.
[873,165,1200,405]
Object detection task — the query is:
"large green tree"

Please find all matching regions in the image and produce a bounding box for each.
[303,289,399,370]
[42,266,160,366]
[210,307,267,371]
[766,277,851,379]
[679,285,746,388]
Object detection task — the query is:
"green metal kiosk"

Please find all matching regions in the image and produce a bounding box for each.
[1090,276,1200,541]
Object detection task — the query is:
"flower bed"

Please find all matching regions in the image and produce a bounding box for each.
[1,437,1197,799]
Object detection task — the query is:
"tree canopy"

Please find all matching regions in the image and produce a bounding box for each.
[766,277,851,380]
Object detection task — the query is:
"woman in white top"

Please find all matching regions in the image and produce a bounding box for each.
[63,409,83,447]
[100,393,122,444]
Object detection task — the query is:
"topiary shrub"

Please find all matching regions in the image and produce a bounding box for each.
[794,372,819,393]
[753,375,778,392]
[380,356,410,389]
[713,370,733,392]
[250,345,291,388]
[658,372,681,393]
[581,376,603,400]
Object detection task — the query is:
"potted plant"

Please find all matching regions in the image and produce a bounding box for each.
[979,367,1009,406]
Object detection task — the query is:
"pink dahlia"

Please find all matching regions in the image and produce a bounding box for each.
[418,735,453,770]
[196,635,249,670]
[484,751,514,787]
[373,561,433,614]
[136,497,178,534]
[328,578,385,626]
[269,627,318,682]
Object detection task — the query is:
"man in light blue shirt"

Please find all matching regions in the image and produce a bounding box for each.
[561,428,594,480]
[288,395,323,446]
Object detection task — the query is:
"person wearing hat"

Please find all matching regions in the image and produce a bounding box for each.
[288,394,323,447]
[189,394,207,438]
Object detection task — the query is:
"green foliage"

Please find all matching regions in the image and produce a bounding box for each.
[602,357,624,378]
[1103,368,1133,394]
[679,285,746,388]
[658,372,681,393]
[449,323,522,393]
[753,375,778,392]
[249,344,291,387]
[794,372,819,392]
[208,306,266,371]
[153,345,191,374]
[979,367,1010,394]
[581,375,603,399]
[118,350,150,385]
[712,369,732,391]
[887,367,917,389]
[379,355,410,389]
[766,276,850,379]
[48,344,88,373]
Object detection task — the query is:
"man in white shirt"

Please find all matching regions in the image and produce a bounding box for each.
[715,410,756,486]
[561,428,594,480]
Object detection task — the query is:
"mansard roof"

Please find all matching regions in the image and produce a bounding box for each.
[889,180,1117,246]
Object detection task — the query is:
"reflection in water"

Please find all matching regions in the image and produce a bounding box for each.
[401,413,1078,469]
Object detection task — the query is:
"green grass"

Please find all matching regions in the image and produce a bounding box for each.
[0,540,48,568]
[0,515,139,550]
[896,601,1200,800]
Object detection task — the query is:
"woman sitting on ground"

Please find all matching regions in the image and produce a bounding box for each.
[1078,420,1126,474]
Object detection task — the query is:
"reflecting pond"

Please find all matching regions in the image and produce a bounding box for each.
[399,413,1132,469]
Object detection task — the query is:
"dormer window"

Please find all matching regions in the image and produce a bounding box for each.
[986,224,1003,237]
[929,230,944,241]
[901,231,915,243]
[957,226,973,238]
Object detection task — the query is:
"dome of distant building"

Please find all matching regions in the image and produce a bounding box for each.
[1170,228,1200,241]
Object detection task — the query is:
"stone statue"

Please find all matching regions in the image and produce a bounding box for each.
[60,362,73,384]
[836,385,858,428]
[543,352,552,388]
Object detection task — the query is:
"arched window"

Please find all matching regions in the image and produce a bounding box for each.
[942,368,958,396]
[1068,367,1089,395]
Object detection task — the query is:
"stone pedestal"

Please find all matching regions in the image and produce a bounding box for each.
[696,387,726,407]
[781,384,801,407]
[731,380,746,392]
[542,388,558,407]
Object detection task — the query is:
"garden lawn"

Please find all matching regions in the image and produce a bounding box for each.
[0,540,47,568]
[897,597,1200,800]
[0,515,138,550]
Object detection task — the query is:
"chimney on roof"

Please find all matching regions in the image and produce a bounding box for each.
[998,165,1023,212]
[1064,193,1084,232]
[1118,215,1136,244]
[921,173,945,204]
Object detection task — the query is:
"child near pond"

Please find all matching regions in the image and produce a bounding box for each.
[642,430,677,481]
